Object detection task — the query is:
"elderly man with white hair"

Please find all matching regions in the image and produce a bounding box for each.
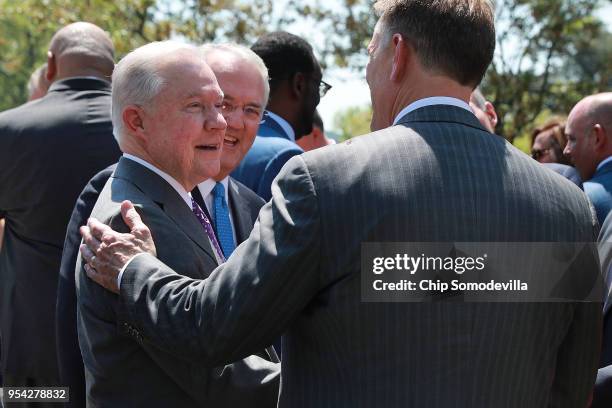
[74,41,279,407]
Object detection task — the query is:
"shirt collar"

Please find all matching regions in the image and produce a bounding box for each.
[265,110,296,142]
[122,153,192,208]
[392,97,473,125]
[597,156,612,172]
[198,177,230,202]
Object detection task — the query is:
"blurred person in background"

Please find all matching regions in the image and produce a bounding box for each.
[295,109,335,151]
[27,63,51,101]
[531,116,571,165]
[469,87,497,133]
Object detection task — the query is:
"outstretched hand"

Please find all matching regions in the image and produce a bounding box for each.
[80,200,156,293]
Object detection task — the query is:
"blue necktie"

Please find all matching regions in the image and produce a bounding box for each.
[213,182,235,257]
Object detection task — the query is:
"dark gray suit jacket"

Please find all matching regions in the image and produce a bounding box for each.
[117,106,601,407]
[76,157,279,407]
[0,78,120,382]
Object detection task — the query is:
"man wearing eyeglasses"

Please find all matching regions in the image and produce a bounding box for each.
[232,31,331,201]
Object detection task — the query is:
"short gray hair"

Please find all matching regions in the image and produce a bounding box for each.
[111,41,197,144]
[201,43,270,105]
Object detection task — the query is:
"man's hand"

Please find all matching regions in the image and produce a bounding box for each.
[80,200,156,293]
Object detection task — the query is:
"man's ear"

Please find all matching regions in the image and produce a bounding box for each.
[390,33,408,82]
[123,105,147,141]
[290,72,306,99]
[593,124,606,151]
[484,101,498,129]
[46,51,57,82]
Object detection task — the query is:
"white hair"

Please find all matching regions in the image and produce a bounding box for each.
[201,43,270,105]
[111,41,198,144]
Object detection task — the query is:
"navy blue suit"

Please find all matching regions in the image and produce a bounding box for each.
[232,112,303,201]
[585,160,612,225]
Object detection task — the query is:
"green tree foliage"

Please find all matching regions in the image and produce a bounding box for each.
[293,0,610,145]
[482,0,610,143]
[277,0,377,69]
[333,105,372,141]
[0,0,272,111]
[1,0,610,147]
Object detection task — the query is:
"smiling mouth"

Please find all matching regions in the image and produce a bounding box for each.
[224,136,238,147]
[196,143,220,151]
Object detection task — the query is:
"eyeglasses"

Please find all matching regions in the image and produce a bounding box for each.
[272,74,332,98]
[318,80,332,98]
[531,147,551,160]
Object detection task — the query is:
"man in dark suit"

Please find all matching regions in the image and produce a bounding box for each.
[0,22,120,393]
[56,43,274,407]
[232,32,329,200]
[56,165,114,408]
[81,1,602,407]
[564,93,612,225]
[75,41,279,407]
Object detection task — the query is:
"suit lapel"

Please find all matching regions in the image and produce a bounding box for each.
[113,157,218,265]
[228,178,253,244]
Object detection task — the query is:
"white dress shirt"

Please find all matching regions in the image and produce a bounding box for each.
[392,96,473,125]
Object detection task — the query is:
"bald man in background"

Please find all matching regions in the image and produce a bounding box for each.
[0,22,120,396]
[564,93,612,225]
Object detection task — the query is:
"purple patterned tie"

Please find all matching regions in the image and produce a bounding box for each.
[190,196,226,263]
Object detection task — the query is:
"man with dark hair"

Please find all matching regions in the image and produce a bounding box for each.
[81,1,601,406]
[232,31,330,200]
[0,22,120,394]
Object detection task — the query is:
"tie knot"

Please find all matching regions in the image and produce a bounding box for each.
[213,182,225,198]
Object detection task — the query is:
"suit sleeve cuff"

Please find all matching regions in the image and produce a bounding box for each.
[118,253,148,289]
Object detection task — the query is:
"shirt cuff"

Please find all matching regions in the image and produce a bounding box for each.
[118,253,148,289]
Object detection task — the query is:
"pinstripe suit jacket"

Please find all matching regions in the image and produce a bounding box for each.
[118,105,602,407]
